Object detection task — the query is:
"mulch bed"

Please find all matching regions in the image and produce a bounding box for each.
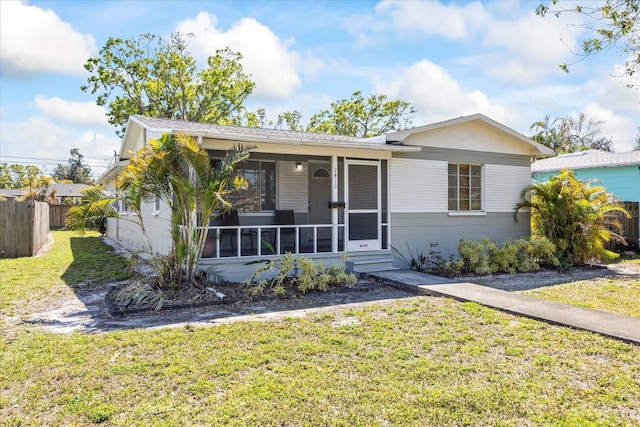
[106,279,385,317]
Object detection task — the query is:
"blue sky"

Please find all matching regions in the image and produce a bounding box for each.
[1,0,638,179]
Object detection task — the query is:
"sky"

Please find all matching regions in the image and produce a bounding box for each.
[1,0,638,180]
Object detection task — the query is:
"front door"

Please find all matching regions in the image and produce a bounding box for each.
[308,164,332,246]
[346,160,380,251]
[308,164,332,226]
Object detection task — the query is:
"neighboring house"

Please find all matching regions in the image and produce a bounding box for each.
[52,183,90,205]
[532,150,640,250]
[0,188,25,201]
[0,183,89,205]
[98,113,552,281]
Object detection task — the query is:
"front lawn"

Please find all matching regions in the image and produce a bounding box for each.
[0,230,129,318]
[520,256,640,318]
[521,276,640,318]
[1,232,639,425]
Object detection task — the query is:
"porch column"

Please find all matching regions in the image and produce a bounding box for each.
[331,155,338,253]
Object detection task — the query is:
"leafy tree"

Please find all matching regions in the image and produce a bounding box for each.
[82,32,255,137]
[515,169,630,267]
[67,133,251,288]
[536,0,639,86]
[530,112,613,154]
[22,174,54,202]
[306,91,415,137]
[53,148,93,184]
[276,111,303,131]
[0,164,42,189]
[231,108,272,128]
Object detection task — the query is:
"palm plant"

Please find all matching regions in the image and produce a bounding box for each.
[68,133,251,288]
[515,169,630,266]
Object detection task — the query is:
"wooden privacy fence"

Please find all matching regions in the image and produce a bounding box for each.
[606,201,639,252]
[0,201,49,258]
[49,204,71,228]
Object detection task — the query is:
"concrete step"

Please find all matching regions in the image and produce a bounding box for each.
[346,257,397,274]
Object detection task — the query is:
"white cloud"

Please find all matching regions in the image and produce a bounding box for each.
[580,103,637,153]
[358,1,585,84]
[374,59,510,124]
[582,64,640,114]
[34,96,109,128]
[479,12,584,83]
[1,117,119,177]
[374,0,488,40]
[176,12,304,98]
[0,1,96,78]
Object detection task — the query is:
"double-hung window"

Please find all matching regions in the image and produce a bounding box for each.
[228,160,276,212]
[448,163,482,211]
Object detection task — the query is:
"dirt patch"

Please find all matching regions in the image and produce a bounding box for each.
[104,279,384,317]
[18,278,412,334]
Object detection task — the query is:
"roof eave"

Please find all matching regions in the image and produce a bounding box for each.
[198,132,421,152]
[96,160,129,185]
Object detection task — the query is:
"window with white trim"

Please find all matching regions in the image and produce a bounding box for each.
[119,200,130,214]
[228,160,276,212]
[448,163,482,211]
[153,195,160,212]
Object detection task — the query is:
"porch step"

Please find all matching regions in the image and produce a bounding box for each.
[346,257,397,275]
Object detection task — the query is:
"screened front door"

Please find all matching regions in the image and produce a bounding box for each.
[346,160,380,251]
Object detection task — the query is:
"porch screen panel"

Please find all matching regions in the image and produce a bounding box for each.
[348,213,378,240]
[229,160,276,212]
[348,164,377,210]
[348,163,378,241]
[261,161,276,210]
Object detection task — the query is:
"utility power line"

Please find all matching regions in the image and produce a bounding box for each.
[0,155,110,164]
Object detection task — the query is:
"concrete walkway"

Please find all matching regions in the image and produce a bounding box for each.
[364,270,640,345]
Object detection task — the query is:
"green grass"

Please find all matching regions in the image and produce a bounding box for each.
[1,232,639,426]
[521,255,640,318]
[0,230,130,317]
[522,277,640,318]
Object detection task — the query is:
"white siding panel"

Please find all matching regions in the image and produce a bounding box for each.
[278,161,308,212]
[390,158,448,213]
[484,164,531,212]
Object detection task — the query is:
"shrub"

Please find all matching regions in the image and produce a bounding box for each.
[244,253,357,296]
[458,238,493,275]
[112,281,164,311]
[515,169,629,266]
[392,243,460,277]
[399,237,558,277]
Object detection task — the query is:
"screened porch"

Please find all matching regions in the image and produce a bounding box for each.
[200,153,389,260]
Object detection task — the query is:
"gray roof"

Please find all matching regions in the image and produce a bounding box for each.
[0,183,89,199]
[532,150,640,173]
[0,188,25,199]
[131,115,381,144]
[53,183,90,197]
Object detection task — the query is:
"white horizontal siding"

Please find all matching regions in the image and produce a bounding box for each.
[484,164,531,212]
[277,161,308,212]
[390,158,448,213]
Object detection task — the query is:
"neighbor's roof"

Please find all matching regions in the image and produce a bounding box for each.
[0,188,24,199]
[386,113,554,156]
[0,183,90,199]
[53,183,90,197]
[532,150,640,173]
